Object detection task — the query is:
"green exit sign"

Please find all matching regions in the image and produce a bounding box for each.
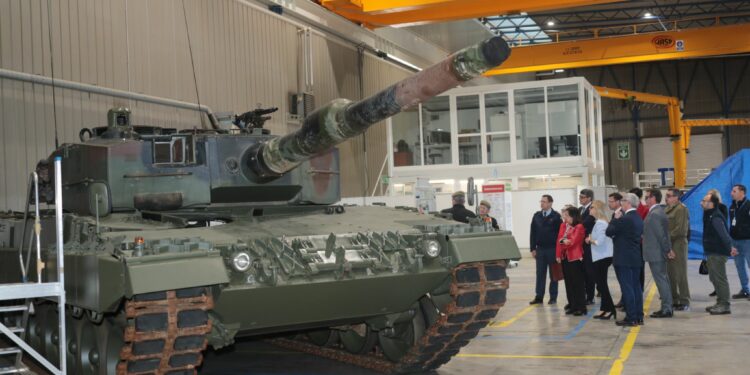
[617,142,630,160]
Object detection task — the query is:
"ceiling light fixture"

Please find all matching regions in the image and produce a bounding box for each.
[547,21,555,26]
[643,12,653,18]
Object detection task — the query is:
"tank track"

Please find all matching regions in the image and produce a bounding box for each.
[270,260,509,373]
[117,287,214,375]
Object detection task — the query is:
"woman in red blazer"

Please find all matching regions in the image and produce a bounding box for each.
[556,206,587,316]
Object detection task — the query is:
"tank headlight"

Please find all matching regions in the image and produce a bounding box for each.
[424,240,441,258]
[232,252,251,272]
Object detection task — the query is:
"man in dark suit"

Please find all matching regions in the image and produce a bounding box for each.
[529,194,562,304]
[441,191,476,223]
[643,188,674,318]
[606,192,645,326]
[579,189,597,304]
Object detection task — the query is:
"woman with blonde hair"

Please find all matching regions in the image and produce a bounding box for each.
[586,200,616,319]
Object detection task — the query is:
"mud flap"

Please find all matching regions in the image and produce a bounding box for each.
[124,254,229,296]
[445,232,521,266]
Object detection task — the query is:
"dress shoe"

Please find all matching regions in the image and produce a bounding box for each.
[529,297,543,305]
[709,290,717,297]
[674,304,690,312]
[548,298,557,305]
[615,319,638,327]
[637,319,644,325]
[731,291,750,299]
[594,311,616,320]
[565,309,574,315]
[564,303,570,310]
[650,310,673,318]
[572,310,584,316]
[708,305,731,315]
[705,304,717,312]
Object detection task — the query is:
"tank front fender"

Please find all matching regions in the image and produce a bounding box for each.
[124,252,230,297]
[446,231,521,266]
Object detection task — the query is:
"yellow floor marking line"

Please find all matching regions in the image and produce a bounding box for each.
[457,354,612,360]
[488,304,539,328]
[608,283,658,375]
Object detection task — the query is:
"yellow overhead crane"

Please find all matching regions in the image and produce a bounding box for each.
[319,0,619,27]
[595,86,750,188]
[485,22,750,76]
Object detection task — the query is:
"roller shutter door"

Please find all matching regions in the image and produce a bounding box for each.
[642,133,723,171]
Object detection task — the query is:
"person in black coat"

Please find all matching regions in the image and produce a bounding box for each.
[441,191,476,223]
[606,192,644,326]
[579,189,597,304]
[529,194,562,304]
[706,188,730,298]
[702,193,739,315]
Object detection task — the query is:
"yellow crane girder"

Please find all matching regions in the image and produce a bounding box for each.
[486,23,750,75]
[595,86,750,188]
[320,0,620,27]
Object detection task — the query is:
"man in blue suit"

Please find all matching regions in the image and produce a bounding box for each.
[606,193,645,326]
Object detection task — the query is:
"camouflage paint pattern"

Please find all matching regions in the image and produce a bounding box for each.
[254,36,511,176]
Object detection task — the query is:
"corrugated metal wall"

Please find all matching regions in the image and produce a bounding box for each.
[557,57,750,188]
[0,0,411,210]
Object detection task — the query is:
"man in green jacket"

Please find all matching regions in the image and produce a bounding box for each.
[665,188,691,310]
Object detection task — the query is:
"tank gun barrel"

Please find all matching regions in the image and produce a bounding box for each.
[248,36,511,178]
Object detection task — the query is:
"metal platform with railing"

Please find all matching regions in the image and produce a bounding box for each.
[0,157,66,374]
[633,168,712,189]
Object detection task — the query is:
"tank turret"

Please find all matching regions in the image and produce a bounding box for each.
[248,36,510,177]
[35,36,510,216]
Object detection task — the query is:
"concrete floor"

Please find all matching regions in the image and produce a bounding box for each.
[201,257,750,375]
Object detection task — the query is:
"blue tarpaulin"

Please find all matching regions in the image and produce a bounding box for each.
[682,149,750,259]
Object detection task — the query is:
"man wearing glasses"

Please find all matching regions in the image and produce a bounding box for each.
[529,195,562,304]
[665,188,691,310]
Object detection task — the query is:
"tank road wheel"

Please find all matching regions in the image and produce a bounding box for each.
[78,316,102,375]
[306,329,340,347]
[26,302,47,354]
[377,307,426,363]
[42,305,61,366]
[340,324,377,354]
[65,314,82,374]
[100,316,126,375]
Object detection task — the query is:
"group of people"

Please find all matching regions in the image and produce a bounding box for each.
[529,184,750,327]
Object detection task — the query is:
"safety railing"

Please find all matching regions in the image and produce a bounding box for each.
[0,157,66,374]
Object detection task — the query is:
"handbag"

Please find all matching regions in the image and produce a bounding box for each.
[551,262,564,281]
[699,259,709,275]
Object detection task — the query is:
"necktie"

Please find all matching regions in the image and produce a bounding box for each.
[543,211,547,217]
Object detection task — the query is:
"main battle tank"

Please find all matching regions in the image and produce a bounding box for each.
[0,36,520,374]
